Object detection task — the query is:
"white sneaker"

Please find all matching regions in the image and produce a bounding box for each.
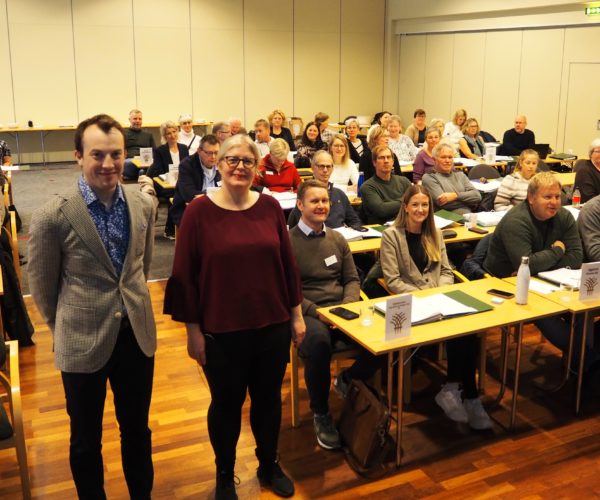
[463,398,493,430]
[434,385,468,423]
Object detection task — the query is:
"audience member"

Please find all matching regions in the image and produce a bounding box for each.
[361,144,411,224]
[422,143,481,214]
[444,108,467,147]
[380,185,491,429]
[29,114,157,499]
[314,112,334,144]
[329,134,359,192]
[268,109,296,151]
[170,134,220,226]
[494,149,539,211]
[124,108,156,179]
[578,193,600,262]
[430,118,445,138]
[387,115,418,162]
[345,117,368,163]
[143,121,189,239]
[484,172,598,375]
[164,134,304,499]
[229,117,245,135]
[254,118,273,157]
[458,118,485,159]
[499,115,535,156]
[295,121,327,168]
[287,150,362,229]
[255,138,300,192]
[178,114,201,155]
[574,138,600,203]
[212,121,232,144]
[413,126,441,183]
[359,126,401,180]
[366,111,391,142]
[404,108,427,146]
[289,179,380,449]
[0,140,12,166]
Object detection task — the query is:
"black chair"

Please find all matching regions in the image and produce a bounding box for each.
[468,164,501,181]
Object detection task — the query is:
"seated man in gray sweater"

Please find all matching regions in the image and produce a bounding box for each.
[289,179,380,450]
[422,143,481,215]
[360,144,412,224]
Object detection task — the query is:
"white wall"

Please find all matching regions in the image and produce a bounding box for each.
[0,0,385,163]
[384,0,600,157]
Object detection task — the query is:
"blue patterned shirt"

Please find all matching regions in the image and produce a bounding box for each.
[78,176,130,277]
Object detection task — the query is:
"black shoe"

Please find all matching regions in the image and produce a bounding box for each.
[163,230,176,241]
[257,461,294,498]
[313,413,341,450]
[215,470,238,500]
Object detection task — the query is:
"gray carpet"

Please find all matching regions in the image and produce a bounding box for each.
[13,163,175,295]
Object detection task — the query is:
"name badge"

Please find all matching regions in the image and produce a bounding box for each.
[266,171,274,175]
[324,255,338,267]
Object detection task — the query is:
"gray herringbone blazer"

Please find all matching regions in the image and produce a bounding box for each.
[28,185,157,373]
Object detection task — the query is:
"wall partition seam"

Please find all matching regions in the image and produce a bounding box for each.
[70,0,80,122]
[338,0,342,120]
[242,0,247,125]
[188,0,194,118]
[131,0,138,107]
[557,28,567,150]
[4,0,16,121]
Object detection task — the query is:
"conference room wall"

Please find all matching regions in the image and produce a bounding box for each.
[0,0,384,164]
[395,25,600,156]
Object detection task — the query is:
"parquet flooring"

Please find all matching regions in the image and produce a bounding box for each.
[2,280,600,498]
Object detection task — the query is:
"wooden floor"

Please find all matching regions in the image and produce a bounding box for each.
[2,280,600,499]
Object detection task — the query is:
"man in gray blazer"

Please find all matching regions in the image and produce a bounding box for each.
[28,114,157,499]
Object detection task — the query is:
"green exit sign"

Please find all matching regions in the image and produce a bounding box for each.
[585,6,600,15]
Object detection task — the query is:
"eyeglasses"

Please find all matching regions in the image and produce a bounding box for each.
[223,156,256,168]
[592,149,600,155]
[200,149,218,156]
[331,143,346,148]
[376,155,392,161]
[181,121,192,125]
[314,164,334,171]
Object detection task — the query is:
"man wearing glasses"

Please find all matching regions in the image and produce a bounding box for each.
[361,145,412,224]
[169,134,221,227]
[287,150,362,229]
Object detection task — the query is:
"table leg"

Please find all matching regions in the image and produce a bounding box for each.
[395,349,404,467]
[494,325,511,405]
[510,323,523,430]
[575,311,591,414]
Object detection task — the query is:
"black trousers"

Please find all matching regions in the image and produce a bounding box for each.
[61,318,154,500]
[300,316,382,415]
[446,334,479,399]
[202,322,291,473]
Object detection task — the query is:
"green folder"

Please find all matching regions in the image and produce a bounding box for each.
[435,209,464,223]
[444,290,493,314]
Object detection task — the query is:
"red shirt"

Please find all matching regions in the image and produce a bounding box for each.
[255,154,302,192]
[164,194,302,334]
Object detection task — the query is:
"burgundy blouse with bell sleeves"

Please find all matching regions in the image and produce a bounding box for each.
[164,194,303,334]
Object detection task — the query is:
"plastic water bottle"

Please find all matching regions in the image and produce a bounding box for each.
[515,256,530,305]
[357,171,365,197]
[572,187,581,208]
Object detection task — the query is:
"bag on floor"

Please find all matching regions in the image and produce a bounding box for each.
[338,380,395,477]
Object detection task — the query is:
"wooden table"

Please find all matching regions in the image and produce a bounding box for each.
[347,223,495,254]
[318,277,567,466]
[552,171,575,187]
[505,276,599,414]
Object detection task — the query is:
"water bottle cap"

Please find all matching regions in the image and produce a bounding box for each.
[521,256,529,264]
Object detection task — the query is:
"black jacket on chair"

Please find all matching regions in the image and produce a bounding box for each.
[170,154,222,226]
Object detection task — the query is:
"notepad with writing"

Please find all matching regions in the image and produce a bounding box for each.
[537,268,581,290]
[333,226,384,241]
[374,291,492,325]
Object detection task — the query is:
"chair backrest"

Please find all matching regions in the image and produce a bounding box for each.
[4,210,22,285]
[537,160,550,172]
[468,164,501,180]
[574,159,588,173]
[0,340,31,499]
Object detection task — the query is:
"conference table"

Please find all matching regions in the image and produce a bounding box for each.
[504,276,600,414]
[0,121,213,165]
[347,223,495,254]
[318,277,567,466]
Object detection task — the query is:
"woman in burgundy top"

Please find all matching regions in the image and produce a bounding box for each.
[164,134,305,499]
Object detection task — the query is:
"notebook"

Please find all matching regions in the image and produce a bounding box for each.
[531,144,550,159]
